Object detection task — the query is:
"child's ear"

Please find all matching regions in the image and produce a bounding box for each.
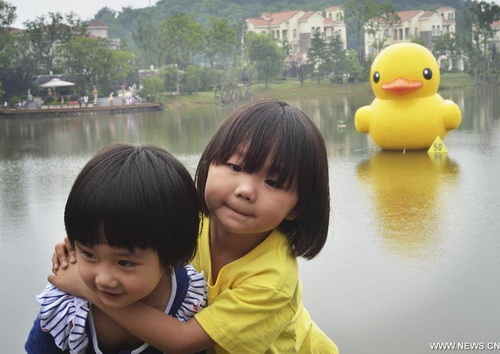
[285,208,299,221]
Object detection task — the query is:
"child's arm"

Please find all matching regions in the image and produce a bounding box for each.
[51,237,76,273]
[48,263,215,353]
[93,296,214,354]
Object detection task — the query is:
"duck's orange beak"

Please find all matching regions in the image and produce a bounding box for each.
[381,77,422,95]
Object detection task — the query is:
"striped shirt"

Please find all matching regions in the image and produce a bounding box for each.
[25,265,206,354]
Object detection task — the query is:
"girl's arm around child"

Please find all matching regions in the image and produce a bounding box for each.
[49,243,215,354]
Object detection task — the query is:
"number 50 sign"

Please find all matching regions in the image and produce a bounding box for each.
[428,136,448,154]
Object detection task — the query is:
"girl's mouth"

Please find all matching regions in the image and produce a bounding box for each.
[226,204,251,218]
[99,290,121,300]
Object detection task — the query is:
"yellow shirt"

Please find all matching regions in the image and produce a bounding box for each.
[193,217,338,354]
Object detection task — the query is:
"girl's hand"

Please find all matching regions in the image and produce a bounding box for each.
[52,236,77,274]
[47,261,90,298]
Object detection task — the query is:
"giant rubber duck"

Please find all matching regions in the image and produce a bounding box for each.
[355,43,462,151]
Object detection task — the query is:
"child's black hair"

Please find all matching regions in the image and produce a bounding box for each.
[65,143,200,270]
[195,99,330,259]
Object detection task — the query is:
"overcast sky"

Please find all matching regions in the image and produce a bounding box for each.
[10,0,150,28]
[9,0,500,28]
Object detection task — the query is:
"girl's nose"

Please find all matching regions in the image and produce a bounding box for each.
[95,269,118,289]
[235,177,256,202]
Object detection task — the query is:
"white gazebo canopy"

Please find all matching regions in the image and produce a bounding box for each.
[40,78,75,88]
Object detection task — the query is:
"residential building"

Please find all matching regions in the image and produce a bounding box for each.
[45,20,120,70]
[364,7,457,57]
[478,20,500,54]
[87,20,120,49]
[245,7,346,63]
[324,6,347,49]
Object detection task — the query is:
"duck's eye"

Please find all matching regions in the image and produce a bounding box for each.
[373,71,380,83]
[423,68,433,80]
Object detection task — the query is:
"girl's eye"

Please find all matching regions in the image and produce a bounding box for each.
[118,260,135,268]
[227,163,242,172]
[265,179,282,189]
[79,249,96,261]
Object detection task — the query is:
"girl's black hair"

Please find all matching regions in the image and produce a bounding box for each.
[195,99,330,259]
[65,144,200,270]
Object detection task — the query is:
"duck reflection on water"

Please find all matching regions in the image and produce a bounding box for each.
[356,151,460,259]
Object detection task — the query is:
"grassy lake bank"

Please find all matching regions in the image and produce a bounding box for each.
[161,72,474,111]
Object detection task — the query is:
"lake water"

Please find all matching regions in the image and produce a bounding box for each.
[1,87,500,353]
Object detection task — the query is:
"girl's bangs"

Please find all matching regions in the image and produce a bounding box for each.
[216,123,299,190]
[72,211,151,252]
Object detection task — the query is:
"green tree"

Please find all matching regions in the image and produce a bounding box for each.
[464,1,500,54]
[344,0,377,64]
[183,64,202,94]
[198,66,220,91]
[93,7,124,40]
[140,76,164,102]
[432,33,465,71]
[0,1,20,97]
[245,32,284,88]
[364,2,399,57]
[0,0,15,26]
[23,12,87,74]
[281,39,292,59]
[94,7,117,22]
[324,34,347,82]
[161,65,182,93]
[203,17,238,69]
[0,1,17,70]
[160,13,204,70]
[463,1,500,83]
[307,28,327,84]
[60,36,115,90]
[113,6,142,39]
[131,14,167,69]
[345,49,363,81]
[110,49,136,86]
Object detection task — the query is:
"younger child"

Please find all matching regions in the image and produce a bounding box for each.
[51,100,339,353]
[26,144,206,353]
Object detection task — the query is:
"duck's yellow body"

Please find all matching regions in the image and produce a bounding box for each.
[355,43,461,151]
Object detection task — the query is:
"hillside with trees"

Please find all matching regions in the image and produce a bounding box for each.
[1,0,499,105]
[96,0,470,41]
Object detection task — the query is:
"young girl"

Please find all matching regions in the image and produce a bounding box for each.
[26,144,207,353]
[51,100,339,353]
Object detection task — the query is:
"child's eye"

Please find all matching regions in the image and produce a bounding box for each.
[227,163,242,172]
[118,260,135,268]
[265,179,282,189]
[79,249,96,261]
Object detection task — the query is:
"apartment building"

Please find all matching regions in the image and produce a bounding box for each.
[324,6,347,46]
[87,20,121,50]
[245,6,467,70]
[364,7,457,57]
[479,20,500,54]
[245,7,346,63]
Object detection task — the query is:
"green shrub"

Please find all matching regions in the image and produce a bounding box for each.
[161,66,180,92]
[141,76,165,101]
[43,96,55,104]
[9,96,21,106]
[183,65,202,94]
